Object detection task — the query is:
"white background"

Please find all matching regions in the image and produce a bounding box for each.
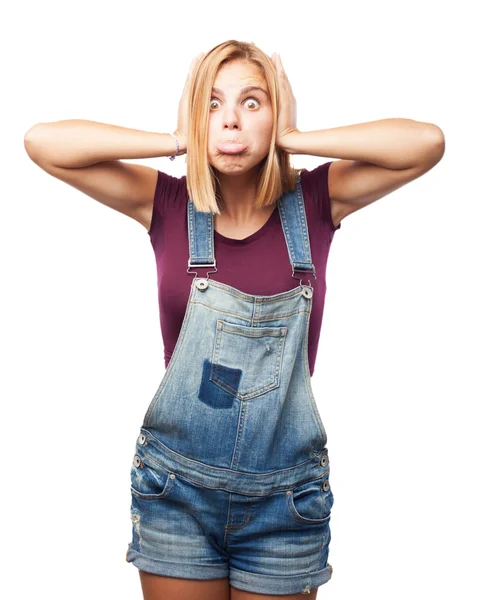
[2,0,477,598]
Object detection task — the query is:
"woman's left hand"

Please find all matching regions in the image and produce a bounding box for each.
[271,53,299,151]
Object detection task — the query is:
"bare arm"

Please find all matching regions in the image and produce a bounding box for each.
[22,54,200,231]
[24,119,186,167]
[23,120,187,231]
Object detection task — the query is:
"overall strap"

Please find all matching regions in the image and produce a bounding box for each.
[186,199,217,277]
[277,172,316,284]
[186,172,316,284]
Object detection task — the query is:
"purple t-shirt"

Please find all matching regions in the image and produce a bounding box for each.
[148,161,340,377]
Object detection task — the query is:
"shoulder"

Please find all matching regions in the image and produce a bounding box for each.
[147,170,187,235]
[152,170,187,218]
[299,162,341,232]
[154,170,187,213]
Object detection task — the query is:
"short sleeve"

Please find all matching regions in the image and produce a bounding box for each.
[299,161,341,233]
[148,170,187,235]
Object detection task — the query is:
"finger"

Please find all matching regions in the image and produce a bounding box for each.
[188,54,201,72]
[187,53,204,80]
[273,54,286,77]
[276,54,288,76]
[183,55,201,92]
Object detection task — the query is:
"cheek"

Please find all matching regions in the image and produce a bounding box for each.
[258,109,274,133]
[256,116,274,148]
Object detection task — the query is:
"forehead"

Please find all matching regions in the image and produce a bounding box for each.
[213,59,267,92]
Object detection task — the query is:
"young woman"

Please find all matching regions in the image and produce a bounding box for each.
[24,40,445,600]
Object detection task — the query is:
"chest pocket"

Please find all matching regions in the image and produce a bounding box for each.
[210,319,288,401]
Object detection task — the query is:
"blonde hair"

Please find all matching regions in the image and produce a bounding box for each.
[185,40,299,214]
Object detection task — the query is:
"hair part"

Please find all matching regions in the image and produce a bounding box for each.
[185,40,299,214]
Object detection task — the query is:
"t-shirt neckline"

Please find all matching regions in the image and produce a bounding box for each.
[214,205,278,246]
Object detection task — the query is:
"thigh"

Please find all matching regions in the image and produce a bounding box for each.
[230,587,318,599]
[140,571,230,600]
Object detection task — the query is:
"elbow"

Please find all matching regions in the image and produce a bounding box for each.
[424,124,446,166]
[432,132,446,165]
[24,123,46,161]
[24,122,44,143]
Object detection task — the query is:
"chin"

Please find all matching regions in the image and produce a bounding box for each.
[209,152,267,173]
[213,165,251,176]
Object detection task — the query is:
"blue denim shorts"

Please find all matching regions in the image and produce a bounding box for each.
[126,428,334,596]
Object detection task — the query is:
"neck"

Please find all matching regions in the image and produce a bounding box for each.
[215,167,262,221]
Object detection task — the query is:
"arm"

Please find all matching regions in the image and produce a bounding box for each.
[23,120,186,231]
[278,119,445,227]
[24,119,186,168]
[269,55,445,227]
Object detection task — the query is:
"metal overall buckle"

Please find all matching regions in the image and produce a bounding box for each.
[187,258,217,291]
[292,265,316,298]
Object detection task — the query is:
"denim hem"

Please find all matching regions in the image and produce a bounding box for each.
[229,562,333,595]
[126,546,230,580]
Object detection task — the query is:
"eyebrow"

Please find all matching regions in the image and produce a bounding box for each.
[211,85,268,98]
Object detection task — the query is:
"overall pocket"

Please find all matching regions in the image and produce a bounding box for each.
[210,319,288,400]
[130,449,176,500]
[286,472,334,525]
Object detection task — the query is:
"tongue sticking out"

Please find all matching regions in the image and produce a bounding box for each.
[217,143,247,154]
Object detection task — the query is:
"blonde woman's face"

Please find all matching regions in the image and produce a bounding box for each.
[207,59,274,174]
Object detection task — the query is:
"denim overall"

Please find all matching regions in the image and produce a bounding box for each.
[126,174,334,595]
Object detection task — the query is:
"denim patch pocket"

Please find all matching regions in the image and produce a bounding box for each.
[130,451,176,500]
[210,319,287,400]
[286,473,334,525]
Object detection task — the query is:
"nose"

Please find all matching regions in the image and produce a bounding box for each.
[222,105,241,130]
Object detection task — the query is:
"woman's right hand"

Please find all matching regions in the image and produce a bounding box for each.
[174,53,204,154]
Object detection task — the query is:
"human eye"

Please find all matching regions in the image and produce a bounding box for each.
[244,97,260,109]
[209,96,261,110]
